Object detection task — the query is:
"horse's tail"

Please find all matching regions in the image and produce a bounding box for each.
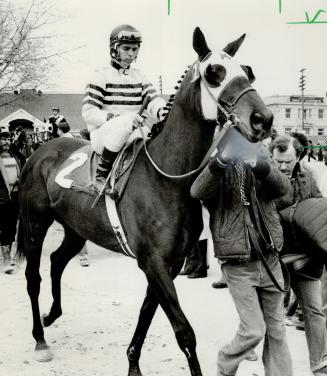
[16,216,27,260]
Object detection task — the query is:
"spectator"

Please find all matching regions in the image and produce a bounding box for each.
[211,270,228,289]
[179,206,209,279]
[318,144,324,162]
[308,140,316,162]
[48,106,67,138]
[271,134,327,375]
[58,122,74,138]
[0,130,25,273]
[179,239,208,278]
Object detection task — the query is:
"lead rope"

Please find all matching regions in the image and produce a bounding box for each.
[237,160,289,293]
[234,159,250,206]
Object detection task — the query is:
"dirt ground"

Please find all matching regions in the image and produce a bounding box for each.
[0,220,313,376]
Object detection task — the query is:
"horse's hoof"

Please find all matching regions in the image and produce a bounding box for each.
[128,364,143,376]
[41,311,61,327]
[41,313,50,327]
[35,347,53,362]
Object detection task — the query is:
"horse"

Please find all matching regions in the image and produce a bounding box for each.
[18,27,273,376]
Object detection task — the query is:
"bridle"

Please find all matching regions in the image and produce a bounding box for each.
[201,73,256,128]
[138,65,256,180]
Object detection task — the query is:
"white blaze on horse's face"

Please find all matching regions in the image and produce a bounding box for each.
[194,51,248,121]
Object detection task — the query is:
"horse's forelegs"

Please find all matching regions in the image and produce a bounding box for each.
[42,227,86,328]
[143,258,202,376]
[127,287,159,376]
[127,260,184,376]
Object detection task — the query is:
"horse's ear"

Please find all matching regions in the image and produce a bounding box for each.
[223,34,246,57]
[193,27,211,62]
[241,65,256,83]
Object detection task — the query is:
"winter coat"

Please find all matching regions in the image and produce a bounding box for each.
[191,157,291,261]
[275,162,324,280]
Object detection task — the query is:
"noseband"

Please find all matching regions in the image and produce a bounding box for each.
[202,74,256,127]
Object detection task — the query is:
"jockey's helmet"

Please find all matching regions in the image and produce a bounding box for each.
[109,24,142,58]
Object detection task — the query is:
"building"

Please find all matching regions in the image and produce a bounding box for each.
[265,95,327,140]
[0,90,170,135]
[0,90,84,134]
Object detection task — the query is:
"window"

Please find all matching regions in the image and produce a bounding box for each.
[318,128,325,136]
[285,108,291,118]
[298,109,301,119]
[319,109,324,119]
[303,109,307,119]
[308,109,312,118]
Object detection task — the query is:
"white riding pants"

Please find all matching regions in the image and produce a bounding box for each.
[90,114,150,154]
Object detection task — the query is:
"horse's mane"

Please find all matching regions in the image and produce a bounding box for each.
[150,63,203,140]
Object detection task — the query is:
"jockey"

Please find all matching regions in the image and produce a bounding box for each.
[82,24,166,193]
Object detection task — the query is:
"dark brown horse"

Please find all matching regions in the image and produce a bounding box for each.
[18,28,273,376]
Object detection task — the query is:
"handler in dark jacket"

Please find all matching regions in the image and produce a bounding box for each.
[191,127,293,376]
[271,135,327,376]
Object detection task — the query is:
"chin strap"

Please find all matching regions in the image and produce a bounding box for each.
[111,59,131,74]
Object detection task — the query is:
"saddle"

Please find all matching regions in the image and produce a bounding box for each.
[55,138,144,200]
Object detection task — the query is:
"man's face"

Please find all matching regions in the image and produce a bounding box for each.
[116,43,139,67]
[0,135,10,153]
[52,109,59,117]
[272,143,298,178]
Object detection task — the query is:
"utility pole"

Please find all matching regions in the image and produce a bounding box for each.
[299,68,306,132]
[159,75,163,94]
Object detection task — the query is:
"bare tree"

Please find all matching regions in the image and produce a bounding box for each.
[0,0,79,97]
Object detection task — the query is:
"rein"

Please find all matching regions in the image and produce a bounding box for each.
[137,120,232,179]
[138,73,255,180]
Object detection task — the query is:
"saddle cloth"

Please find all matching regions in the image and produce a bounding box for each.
[55,138,144,200]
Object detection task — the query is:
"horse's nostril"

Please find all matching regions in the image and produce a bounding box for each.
[250,112,264,131]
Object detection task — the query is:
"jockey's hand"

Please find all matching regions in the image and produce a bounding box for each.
[132,114,144,130]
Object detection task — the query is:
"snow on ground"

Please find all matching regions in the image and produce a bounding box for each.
[0,222,311,376]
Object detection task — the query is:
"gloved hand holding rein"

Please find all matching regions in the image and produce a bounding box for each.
[213,126,261,168]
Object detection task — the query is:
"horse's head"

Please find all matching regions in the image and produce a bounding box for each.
[192,27,273,142]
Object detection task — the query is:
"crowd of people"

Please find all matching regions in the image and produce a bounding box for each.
[1,23,327,375]
[0,106,91,271]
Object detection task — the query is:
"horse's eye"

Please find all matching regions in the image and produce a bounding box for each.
[204,64,226,87]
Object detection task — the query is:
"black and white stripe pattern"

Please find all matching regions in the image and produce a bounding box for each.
[83,82,159,109]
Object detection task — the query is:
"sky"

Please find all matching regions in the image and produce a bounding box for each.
[28,0,327,98]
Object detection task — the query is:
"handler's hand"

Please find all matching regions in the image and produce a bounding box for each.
[239,143,261,168]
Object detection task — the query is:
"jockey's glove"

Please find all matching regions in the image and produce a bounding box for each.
[157,107,166,122]
[132,114,144,130]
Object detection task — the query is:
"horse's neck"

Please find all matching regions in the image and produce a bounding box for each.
[149,98,215,179]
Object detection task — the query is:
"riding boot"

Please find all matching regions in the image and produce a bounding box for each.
[93,148,118,194]
[1,245,14,274]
